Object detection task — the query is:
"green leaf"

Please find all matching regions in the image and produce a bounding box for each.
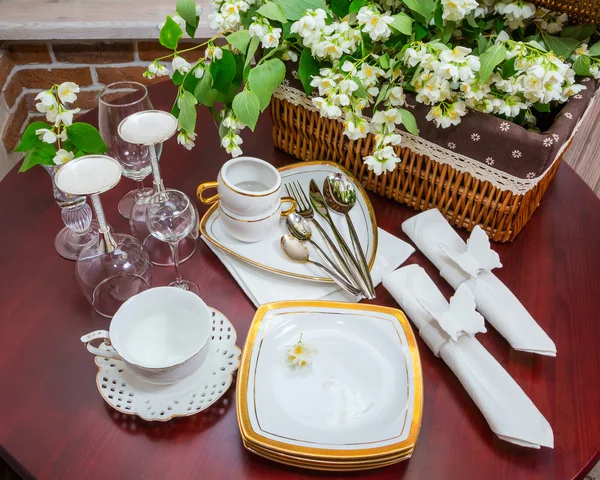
[298,47,320,95]
[19,144,56,172]
[176,0,198,27]
[245,36,260,70]
[478,44,506,82]
[349,0,366,13]
[476,34,489,55]
[414,22,428,41]
[533,102,551,113]
[331,0,350,17]
[65,123,108,153]
[390,13,412,35]
[402,0,435,25]
[374,84,389,108]
[399,108,418,135]
[501,56,516,79]
[227,30,251,53]
[248,58,286,111]
[561,23,596,41]
[543,34,579,59]
[194,70,219,107]
[573,54,592,76]
[352,77,367,99]
[465,12,478,29]
[441,21,455,44]
[232,90,261,131]
[379,53,390,69]
[258,1,289,23]
[433,6,444,30]
[209,49,237,95]
[274,0,327,21]
[178,91,197,133]
[13,121,50,152]
[186,22,198,38]
[589,42,600,56]
[172,70,185,86]
[159,16,184,50]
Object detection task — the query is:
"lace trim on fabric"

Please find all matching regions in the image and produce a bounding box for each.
[273,85,592,195]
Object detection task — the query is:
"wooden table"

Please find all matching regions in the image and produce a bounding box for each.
[1,82,599,480]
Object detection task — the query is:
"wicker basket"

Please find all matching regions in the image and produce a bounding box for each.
[270,2,600,242]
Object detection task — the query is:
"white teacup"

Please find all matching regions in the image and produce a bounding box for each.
[81,287,212,385]
[218,201,294,243]
[197,157,293,217]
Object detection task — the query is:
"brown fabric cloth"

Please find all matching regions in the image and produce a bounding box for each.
[284,74,598,180]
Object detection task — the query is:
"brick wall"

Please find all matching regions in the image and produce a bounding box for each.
[0,40,203,179]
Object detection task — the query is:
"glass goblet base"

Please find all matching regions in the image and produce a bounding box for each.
[143,234,197,267]
[169,279,200,295]
[118,188,154,219]
[54,220,99,260]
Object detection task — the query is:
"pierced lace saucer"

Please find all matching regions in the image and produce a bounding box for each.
[93,308,240,421]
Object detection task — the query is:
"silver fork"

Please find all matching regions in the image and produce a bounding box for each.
[285,181,362,292]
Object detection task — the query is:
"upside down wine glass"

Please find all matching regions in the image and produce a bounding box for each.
[146,189,200,295]
[118,110,198,267]
[54,155,152,317]
[98,81,161,219]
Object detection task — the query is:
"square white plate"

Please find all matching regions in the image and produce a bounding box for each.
[237,301,423,460]
[200,161,377,283]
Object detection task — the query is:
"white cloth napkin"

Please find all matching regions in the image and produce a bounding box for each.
[383,265,554,449]
[402,209,556,356]
[203,228,414,307]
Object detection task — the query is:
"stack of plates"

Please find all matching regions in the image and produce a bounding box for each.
[236,301,423,471]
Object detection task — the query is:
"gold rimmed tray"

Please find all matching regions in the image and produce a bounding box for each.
[236,301,423,467]
[199,161,378,283]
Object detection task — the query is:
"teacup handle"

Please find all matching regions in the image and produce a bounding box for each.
[197,181,219,204]
[80,330,122,360]
[280,196,296,217]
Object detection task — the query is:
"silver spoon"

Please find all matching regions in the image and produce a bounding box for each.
[280,235,361,296]
[323,174,376,298]
[286,212,354,285]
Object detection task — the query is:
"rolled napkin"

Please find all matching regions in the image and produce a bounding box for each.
[383,265,554,449]
[203,228,414,307]
[402,208,556,356]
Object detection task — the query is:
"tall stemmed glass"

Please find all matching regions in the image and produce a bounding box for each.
[98,81,161,219]
[118,110,198,266]
[54,155,152,317]
[146,189,200,294]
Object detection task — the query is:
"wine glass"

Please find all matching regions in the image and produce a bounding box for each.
[55,154,153,317]
[146,189,199,294]
[98,81,162,218]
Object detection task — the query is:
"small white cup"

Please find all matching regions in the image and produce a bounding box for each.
[218,201,294,243]
[197,157,294,217]
[81,287,212,385]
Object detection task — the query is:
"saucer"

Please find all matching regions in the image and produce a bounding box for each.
[93,308,240,421]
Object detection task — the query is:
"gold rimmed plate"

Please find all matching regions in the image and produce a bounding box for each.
[236,301,423,465]
[200,161,378,283]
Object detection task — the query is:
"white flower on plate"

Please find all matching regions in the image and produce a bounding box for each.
[499,122,510,132]
[543,137,554,147]
[526,171,537,179]
[287,334,317,368]
[511,149,522,158]
[172,56,192,75]
[564,112,573,119]
[54,107,80,127]
[53,148,74,165]
[485,156,494,165]
[57,82,79,104]
[356,6,394,42]
[35,128,57,144]
[471,133,480,141]
[447,142,456,150]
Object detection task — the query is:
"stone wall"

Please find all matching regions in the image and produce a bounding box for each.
[0,40,203,179]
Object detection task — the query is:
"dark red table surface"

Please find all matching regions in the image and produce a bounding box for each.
[0,82,599,480]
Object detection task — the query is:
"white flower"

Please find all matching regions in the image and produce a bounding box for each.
[343,117,370,140]
[442,0,479,22]
[261,28,281,49]
[194,64,205,78]
[221,132,244,157]
[312,97,342,118]
[249,19,269,38]
[35,92,59,122]
[511,149,522,158]
[35,128,57,144]
[499,122,510,132]
[448,142,456,149]
[206,45,223,60]
[196,4,203,16]
[526,171,536,179]
[172,56,191,75]
[291,9,327,39]
[364,145,399,175]
[282,49,298,62]
[146,62,169,79]
[357,6,393,42]
[471,133,480,141]
[287,334,317,368]
[372,108,401,131]
[35,91,56,107]
[53,149,74,165]
[386,86,406,106]
[426,101,467,128]
[543,137,554,147]
[485,157,494,165]
[57,82,79,104]
[171,14,187,31]
[177,130,197,150]
[54,108,80,127]
[496,1,536,29]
